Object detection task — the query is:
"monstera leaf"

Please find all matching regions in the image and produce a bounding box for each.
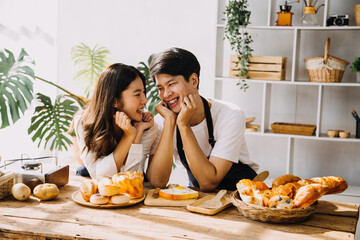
[0,48,35,128]
[137,54,160,115]
[71,43,111,98]
[28,93,79,151]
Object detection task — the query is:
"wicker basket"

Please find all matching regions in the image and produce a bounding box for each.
[230,191,318,224]
[304,38,349,83]
[0,171,14,199]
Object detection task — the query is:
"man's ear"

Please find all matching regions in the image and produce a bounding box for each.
[189,73,199,89]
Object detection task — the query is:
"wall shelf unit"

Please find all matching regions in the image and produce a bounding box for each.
[215,0,360,197]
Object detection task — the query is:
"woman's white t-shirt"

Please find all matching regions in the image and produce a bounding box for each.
[74,114,158,180]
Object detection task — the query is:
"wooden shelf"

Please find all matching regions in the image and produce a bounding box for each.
[217,24,360,31]
[215,77,360,87]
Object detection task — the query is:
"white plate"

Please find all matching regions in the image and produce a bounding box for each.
[72,190,145,208]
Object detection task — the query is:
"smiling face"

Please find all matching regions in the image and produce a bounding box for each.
[114,76,147,122]
[155,73,198,113]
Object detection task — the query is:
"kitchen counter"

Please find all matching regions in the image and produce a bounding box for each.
[0,176,358,240]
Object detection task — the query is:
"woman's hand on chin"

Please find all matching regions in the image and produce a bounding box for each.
[134,112,154,132]
[114,111,136,137]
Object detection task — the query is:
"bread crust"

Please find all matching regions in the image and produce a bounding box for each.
[310,176,348,194]
[293,184,329,208]
[272,174,301,188]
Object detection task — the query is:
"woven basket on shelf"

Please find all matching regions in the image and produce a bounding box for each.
[304,38,349,83]
[230,191,318,224]
[0,171,14,199]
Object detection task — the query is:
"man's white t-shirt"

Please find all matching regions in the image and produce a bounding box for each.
[153,98,259,171]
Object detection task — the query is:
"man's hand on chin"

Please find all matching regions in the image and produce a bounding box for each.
[177,94,196,127]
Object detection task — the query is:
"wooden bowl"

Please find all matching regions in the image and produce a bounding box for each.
[327,129,339,138]
[339,131,350,138]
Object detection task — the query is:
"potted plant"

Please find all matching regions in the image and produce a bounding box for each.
[224,0,253,91]
[351,57,360,83]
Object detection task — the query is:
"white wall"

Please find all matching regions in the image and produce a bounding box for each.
[0,0,58,160]
[1,0,217,179]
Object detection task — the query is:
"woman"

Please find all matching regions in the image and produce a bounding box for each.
[73,63,158,180]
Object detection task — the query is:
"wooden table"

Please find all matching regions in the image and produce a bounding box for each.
[0,176,358,240]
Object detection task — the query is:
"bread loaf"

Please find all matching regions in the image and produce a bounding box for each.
[297,179,315,187]
[80,180,98,202]
[112,171,144,198]
[310,176,348,194]
[293,184,329,208]
[272,182,301,199]
[236,179,269,193]
[269,195,294,210]
[272,174,301,188]
[239,187,269,207]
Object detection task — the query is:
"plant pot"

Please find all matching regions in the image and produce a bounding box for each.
[356,72,360,83]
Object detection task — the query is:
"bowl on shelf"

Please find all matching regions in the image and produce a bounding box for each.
[327,129,339,138]
[339,131,350,138]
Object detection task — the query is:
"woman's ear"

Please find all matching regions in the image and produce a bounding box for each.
[113,98,120,109]
[190,73,199,89]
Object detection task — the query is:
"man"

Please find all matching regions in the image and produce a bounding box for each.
[146,47,259,191]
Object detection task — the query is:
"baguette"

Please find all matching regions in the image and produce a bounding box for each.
[293,184,329,208]
[271,182,301,199]
[310,176,348,194]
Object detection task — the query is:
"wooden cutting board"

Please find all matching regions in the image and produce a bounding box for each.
[144,189,208,207]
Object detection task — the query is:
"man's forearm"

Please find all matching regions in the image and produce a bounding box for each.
[147,119,176,188]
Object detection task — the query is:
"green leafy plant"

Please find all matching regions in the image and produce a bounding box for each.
[0,49,35,128]
[0,48,94,151]
[224,0,253,91]
[137,54,161,115]
[351,57,360,72]
[71,43,111,98]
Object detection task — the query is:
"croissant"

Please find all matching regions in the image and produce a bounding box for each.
[272,182,301,199]
[310,176,348,194]
[272,174,302,188]
[293,184,329,208]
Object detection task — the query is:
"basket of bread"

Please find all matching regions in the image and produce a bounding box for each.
[73,171,145,208]
[230,174,348,223]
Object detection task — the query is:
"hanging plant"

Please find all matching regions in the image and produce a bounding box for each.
[224,0,253,91]
[137,54,161,115]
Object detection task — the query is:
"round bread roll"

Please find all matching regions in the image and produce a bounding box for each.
[98,184,121,197]
[272,174,301,188]
[110,193,130,205]
[90,193,109,205]
[80,180,98,202]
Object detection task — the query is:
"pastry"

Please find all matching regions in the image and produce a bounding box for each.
[159,186,198,200]
[293,184,329,208]
[90,193,109,205]
[272,174,301,188]
[236,179,269,193]
[98,184,122,197]
[269,195,294,210]
[80,180,98,202]
[112,171,144,198]
[310,176,348,194]
[239,188,269,207]
[297,179,315,187]
[110,193,130,205]
[272,182,301,198]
